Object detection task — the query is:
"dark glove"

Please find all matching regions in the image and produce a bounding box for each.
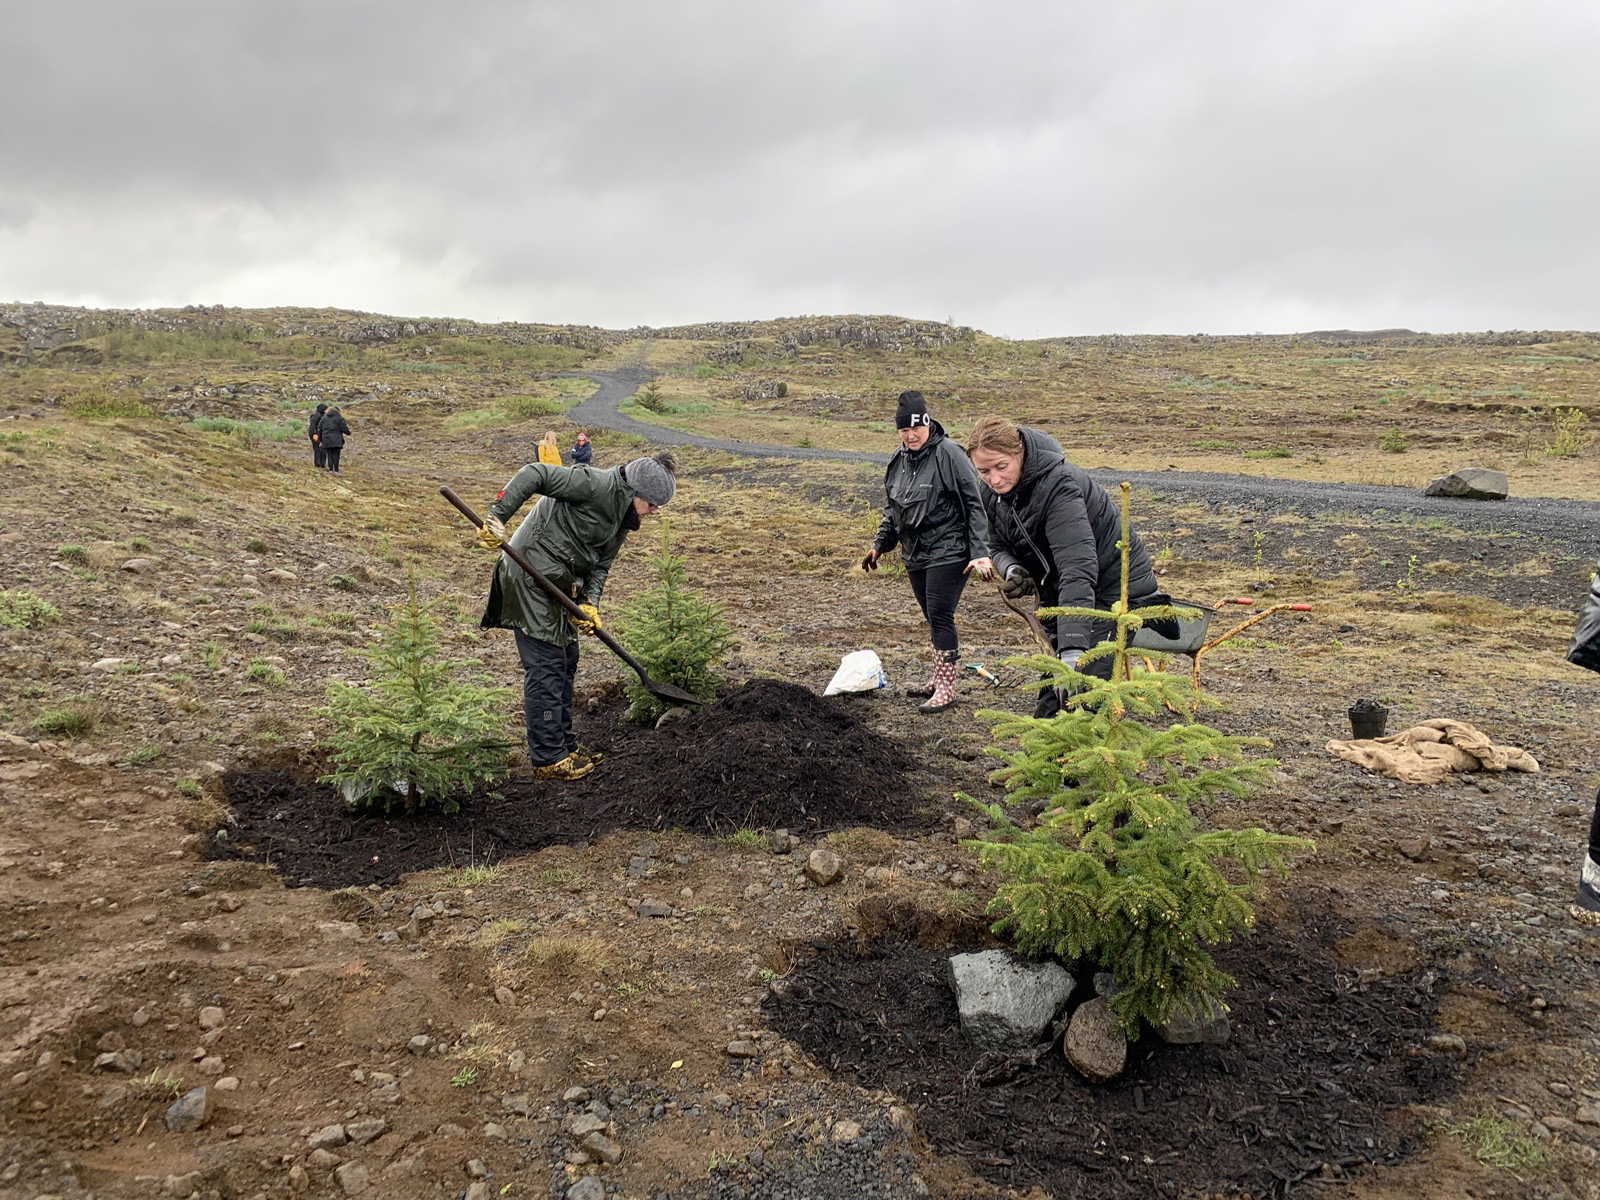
[1001,566,1035,599]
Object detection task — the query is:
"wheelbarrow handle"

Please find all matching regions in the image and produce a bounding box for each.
[439,486,657,685]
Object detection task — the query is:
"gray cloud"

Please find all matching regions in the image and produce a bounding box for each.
[2,0,1596,334]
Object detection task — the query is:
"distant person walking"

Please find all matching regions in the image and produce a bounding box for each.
[320,406,351,474]
[307,402,327,469]
[538,432,563,466]
[861,391,993,713]
[571,431,593,465]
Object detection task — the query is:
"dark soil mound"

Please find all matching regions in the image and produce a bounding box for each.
[764,911,1457,1199]
[211,680,931,889]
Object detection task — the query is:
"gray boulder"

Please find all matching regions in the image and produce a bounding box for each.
[1155,997,1231,1045]
[948,950,1075,1052]
[1423,467,1508,500]
[164,1086,211,1133]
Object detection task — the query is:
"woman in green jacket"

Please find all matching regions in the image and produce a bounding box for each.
[480,451,677,779]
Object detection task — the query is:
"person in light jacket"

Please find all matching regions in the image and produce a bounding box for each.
[862,392,992,713]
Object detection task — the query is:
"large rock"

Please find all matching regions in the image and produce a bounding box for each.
[948,950,1075,1052]
[804,848,843,886]
[1423,468,1508,500]
[1155,997,1230,1045]
[1064,997,1127,1082]
[164,1086,211,1133]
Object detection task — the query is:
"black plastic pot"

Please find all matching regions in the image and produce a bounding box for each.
[1347,699,1389,739]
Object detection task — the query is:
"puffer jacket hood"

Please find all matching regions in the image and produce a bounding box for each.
[870,419,990,570]
[981,426,1159,652]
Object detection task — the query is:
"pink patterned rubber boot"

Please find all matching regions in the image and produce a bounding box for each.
[918,649,961,714]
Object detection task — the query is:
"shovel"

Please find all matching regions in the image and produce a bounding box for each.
[439,486,702,707]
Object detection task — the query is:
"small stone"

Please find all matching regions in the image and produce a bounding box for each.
[308,1148,343,1169]
[769,829,792,854]
[567,1178,606,1200]
[1576,1103,1600,1126]
[710,1091,733,1111]
[655,706,690,729]
[226,1123,244,1137]
[91,657,125,671]
[483,1122,507,1141]
[1548,1081,1573,1097]
[216,892,242,912]
[1155,998,1230,1046]
[1092,971,1121,999]
[120,557,156,575]
[466,1158,490,1178]
[831,1119,862,1143]
[288,1164,309,1192]
[1427,1033,1468,1059]
[93,1049,143,1073]
[726,1040,760,1058]
[198,1005,225,1030]
[214,1076,240,1092]
[581,1131,623,1164]
[465,1184,493,1200]
[1545,1114,1578,1134]
[804,848,843,886]
[565,1112,607,1138]
[346,1118,386,1145]
[562,1086,592,1104]
[264,567,299,583]
[436,1123,468,1138]
[308,1123,349,1150]
[406,1034,431,1055]
[130,1007,150,1027]
[506,1049,526,1072]
[1397,837,1432,862]
[164,1086,211,1133]
[1064,997,1128,1082]
[198,1055,225,1075]
[334,1162,370,1195]
[637,901,673,918]
[888,1105,914,1133]
[494,985,516,1007]
[636,839,661,858]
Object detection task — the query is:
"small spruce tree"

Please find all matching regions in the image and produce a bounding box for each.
[614,520,733,724]
[962,483,1313,1034]
[319,570,512,815]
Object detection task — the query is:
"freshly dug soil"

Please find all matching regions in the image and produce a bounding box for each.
[210,680,930,889]
[764,910,1457,1199]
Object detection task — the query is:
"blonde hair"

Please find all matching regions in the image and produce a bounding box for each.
[966,415,1024,457]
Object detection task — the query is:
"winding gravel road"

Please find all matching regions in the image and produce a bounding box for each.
[564,369,1600,547]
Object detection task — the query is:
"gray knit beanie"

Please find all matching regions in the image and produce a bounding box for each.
[623,453,677,507]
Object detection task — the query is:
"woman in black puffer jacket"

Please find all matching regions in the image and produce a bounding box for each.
[967,414,1165,718]
[862,392,993,712]
[319,407,351,474]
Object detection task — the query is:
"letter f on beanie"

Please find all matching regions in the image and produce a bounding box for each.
[895,390,930,429]
[624,453,677,506]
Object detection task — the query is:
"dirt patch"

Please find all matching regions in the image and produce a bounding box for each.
[765,909,1459,1199]
[210,680,933,889]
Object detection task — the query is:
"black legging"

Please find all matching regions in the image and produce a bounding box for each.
[906,561,968,652]
[325,447,342,472]
[1589,785,1600,865]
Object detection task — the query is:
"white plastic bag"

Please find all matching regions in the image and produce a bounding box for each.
[824,649,889,696]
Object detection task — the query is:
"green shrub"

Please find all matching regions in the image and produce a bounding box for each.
[1379,428,1409,453]
[318,572,512,815]
[0,590,60,629]
[245,658,284,686]
[34,698,107,737]
[1244,447,1292,459]
[57,544,90,565]
[128,745,162,765]
[1545,407,1594,458]
[962,483,1312,1035]
[184,416,298,442]
[497,394,564,419]
[63,387,153,418]
[614,521,733,724]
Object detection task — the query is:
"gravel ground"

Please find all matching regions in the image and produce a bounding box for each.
[567,370,1600,548]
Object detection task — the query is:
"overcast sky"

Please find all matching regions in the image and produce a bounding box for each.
[2,1,1596,337]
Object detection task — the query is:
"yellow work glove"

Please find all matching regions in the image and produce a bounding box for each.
[573,603,602,635]
[477,514,507,551]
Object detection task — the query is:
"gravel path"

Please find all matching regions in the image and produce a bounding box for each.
[565,370,1600,547]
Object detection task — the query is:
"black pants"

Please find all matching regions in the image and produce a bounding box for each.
[515,629,580,766]
[310,437,325,468]
[1033,614,1116,719]
[325,447,342,472]
[1589,784,1600,865]
[906,561,968,653]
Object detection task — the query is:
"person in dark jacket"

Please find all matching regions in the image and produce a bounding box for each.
[319,407,351,474]
[1562,569,1600,917]
[479,451,678,780]
[967,414,1162,718]
[308,402,327,469]
[862,392,992,712]
[571,432,593,465]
